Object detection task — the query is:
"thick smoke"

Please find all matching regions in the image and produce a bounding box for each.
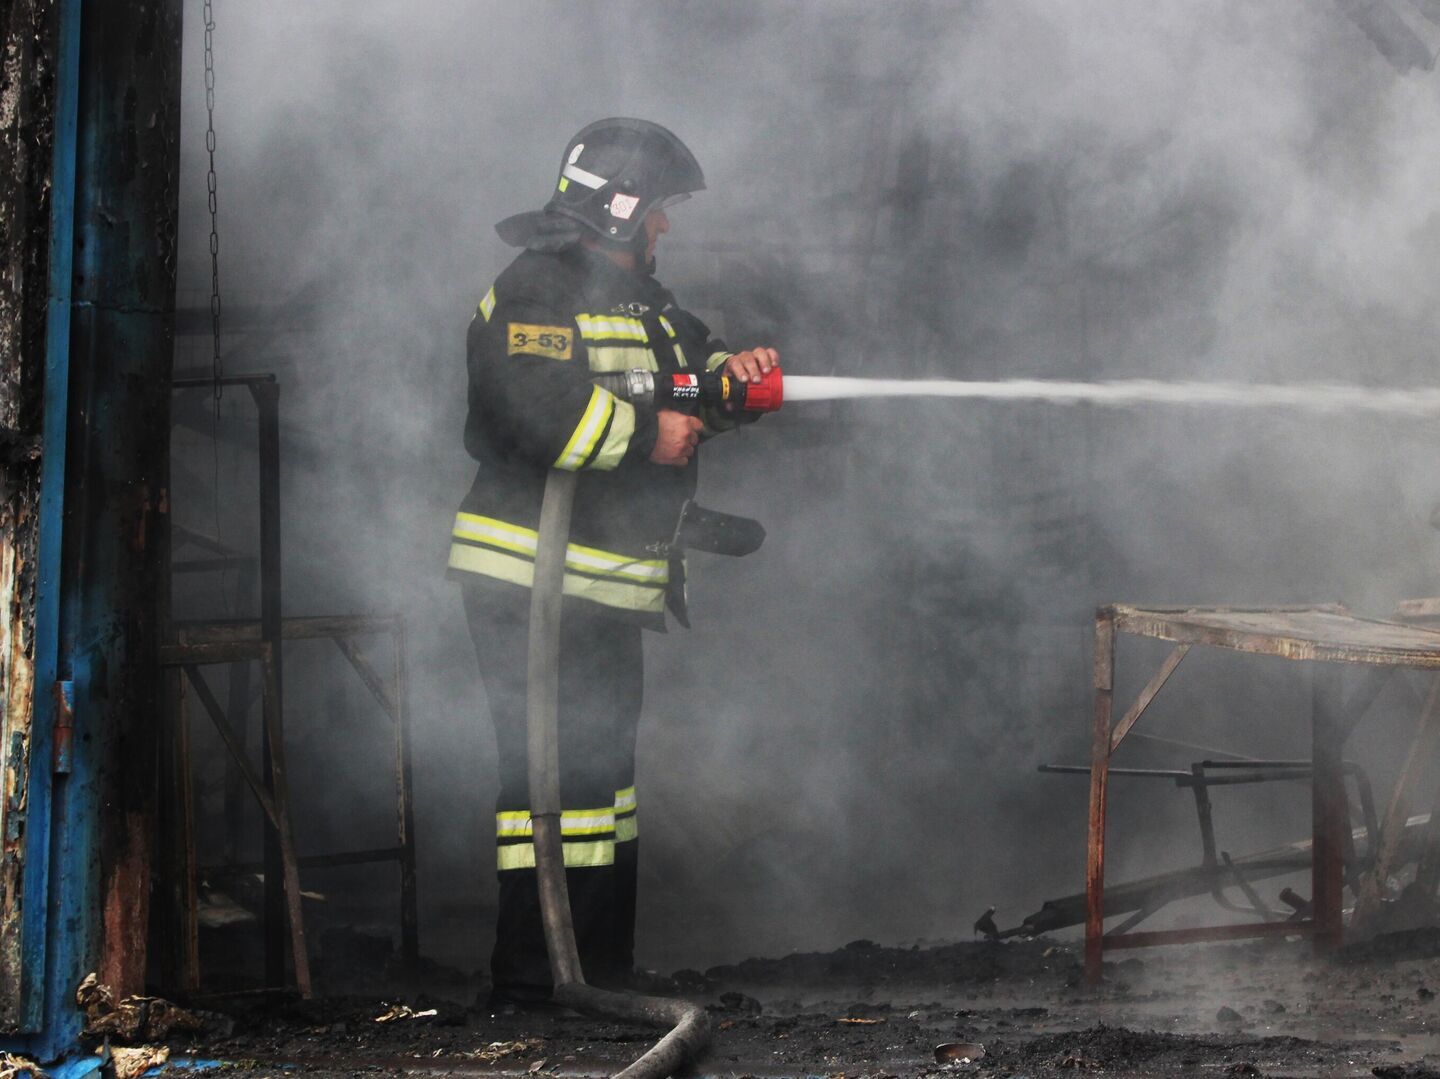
[170,1,1440,974]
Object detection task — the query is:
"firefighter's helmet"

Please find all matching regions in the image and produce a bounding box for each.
[496,118,704,249]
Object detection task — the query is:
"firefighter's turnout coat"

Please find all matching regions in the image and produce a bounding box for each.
[449,245,737,627]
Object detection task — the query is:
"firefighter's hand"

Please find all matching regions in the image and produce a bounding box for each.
[650,410,703,466]
[724,347,779,383]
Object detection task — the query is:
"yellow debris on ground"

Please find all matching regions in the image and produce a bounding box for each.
[0,1051,45,1079]
[109,1046,169,1079]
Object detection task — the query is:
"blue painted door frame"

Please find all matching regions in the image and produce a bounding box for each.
[3,0,183,1060]
[3,0,90,1058]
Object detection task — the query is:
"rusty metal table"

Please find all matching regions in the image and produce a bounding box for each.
[1085,604,1440,984]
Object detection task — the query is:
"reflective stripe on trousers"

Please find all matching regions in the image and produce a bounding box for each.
[495,786,635,869]
[449,511,668,615]
[496,806,617,870]
[614,784,638,844]
[462,583,643,993]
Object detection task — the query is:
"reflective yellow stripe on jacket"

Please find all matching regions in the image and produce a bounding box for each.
[576,312,689,372]
[576,314,648,341]
[554,386,634,471]
[577,314,654,374]
[448,512,667,614]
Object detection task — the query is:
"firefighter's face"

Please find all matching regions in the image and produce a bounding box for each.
[643,209,669,261]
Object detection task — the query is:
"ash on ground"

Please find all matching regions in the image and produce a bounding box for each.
[155,929,1440,1078]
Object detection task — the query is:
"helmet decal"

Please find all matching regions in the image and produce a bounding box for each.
[609,193,639,220]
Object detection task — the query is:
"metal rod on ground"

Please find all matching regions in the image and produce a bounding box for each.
[527,469,710,1079]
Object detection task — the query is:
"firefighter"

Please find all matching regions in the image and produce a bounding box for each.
[449,118,776,1007]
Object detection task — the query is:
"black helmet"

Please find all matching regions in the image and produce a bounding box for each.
[497,118,704,250]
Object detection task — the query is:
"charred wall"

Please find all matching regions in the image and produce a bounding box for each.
[0,0,57,1032]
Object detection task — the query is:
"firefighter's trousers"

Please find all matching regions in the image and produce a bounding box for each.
[463,584,641,1000]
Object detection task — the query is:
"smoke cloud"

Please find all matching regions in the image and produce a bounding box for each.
[170,1,1440,974]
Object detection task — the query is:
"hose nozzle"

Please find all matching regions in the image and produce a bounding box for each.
[736,364,783,412]
[595,365,784,414]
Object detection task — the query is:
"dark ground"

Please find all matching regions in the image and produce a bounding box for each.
[141,928,1440,1078]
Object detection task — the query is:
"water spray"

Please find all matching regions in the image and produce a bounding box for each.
[597,364,1440,419]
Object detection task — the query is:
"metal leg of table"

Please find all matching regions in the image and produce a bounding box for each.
[1085,609,1117,985]
[1355,675,1440,928]
[176,679,200,990]
[1312,662,1346,953]
[259,642,312,996]
[251,379,286,989]
[160,665,200,990]
[222,564,256,866]
[394,621,420,972]
[332,625,421,971]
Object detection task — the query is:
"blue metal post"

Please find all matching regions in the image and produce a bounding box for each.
[13,0,84,1050]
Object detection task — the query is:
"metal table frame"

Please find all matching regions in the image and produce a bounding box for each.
[1085,603,1440,984]
[160,615,418,993]
[158,636,309,994]
[1045,758,1378,929]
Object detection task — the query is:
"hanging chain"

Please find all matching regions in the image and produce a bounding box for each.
[204,0,223,415]
[203,0,232,612]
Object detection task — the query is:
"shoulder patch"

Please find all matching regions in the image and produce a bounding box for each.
[507,323,573,361]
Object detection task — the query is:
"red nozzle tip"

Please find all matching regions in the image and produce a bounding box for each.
[743,365,783,412]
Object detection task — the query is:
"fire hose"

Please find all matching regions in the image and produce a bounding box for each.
[527,469,708,1079]
[523,368,780,1077]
